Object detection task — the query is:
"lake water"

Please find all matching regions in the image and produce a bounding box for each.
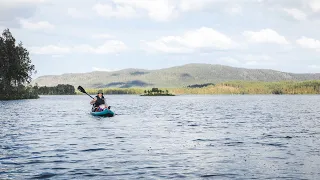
[1,95,320,179]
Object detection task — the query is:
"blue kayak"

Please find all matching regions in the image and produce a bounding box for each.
[91,108,115,117]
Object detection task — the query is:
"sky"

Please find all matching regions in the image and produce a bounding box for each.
[1,0,320,78]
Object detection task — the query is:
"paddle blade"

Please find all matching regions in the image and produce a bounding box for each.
[78,85,94,99]
[77,86,86,93]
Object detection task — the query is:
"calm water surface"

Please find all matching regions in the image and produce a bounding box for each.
[1,95,320,179]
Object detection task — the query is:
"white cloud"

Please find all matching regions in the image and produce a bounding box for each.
[296,36,320,51]
[309,0,320,12]
[92,0,241,21]
[115,0,178,21]
[243,28,289,44]
[30,40,128,55]
[283,8,307,21]
[142,27,236,53]
[19,19,54,30]
[92,0,178,21]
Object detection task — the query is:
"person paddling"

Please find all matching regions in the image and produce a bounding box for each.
[90,90,109,112]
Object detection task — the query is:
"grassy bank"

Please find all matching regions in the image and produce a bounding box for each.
[171,80,320,95]
[75,80,320,95]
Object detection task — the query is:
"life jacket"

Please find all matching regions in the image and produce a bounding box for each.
[94,95,105,107]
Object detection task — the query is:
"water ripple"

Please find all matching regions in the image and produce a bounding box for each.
[1,95,320,179]
[31,172,57,179]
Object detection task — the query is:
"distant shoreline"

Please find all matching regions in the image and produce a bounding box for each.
[73,80,320,95]
[39,93,320,96]
[30,80,320,96]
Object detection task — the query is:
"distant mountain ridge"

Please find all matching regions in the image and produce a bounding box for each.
[31,63,320,88]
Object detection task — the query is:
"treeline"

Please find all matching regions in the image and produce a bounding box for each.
[0,28,38,100]
[187,83,215,88]
[80,80,320,95]
[172,80,320,95]
[224,80,320,94]
[38,84,76,95]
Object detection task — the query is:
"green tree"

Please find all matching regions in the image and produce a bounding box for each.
[0,28,37,100]
[151,88,158,92]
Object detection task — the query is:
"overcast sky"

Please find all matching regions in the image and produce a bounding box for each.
[1,0,320,77]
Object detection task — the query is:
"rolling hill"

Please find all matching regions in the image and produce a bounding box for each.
[31,63,320,88]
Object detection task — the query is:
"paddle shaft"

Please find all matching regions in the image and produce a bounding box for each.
[85,92,94,99]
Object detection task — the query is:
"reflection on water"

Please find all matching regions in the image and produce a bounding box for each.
[1,95,320,179]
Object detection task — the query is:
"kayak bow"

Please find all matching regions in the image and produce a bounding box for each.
[91,108,115,117]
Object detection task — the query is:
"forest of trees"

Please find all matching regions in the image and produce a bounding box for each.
[38,84,76,95]
[0,28,38,100]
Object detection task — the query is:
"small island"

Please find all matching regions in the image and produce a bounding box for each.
[141,88,175,96]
